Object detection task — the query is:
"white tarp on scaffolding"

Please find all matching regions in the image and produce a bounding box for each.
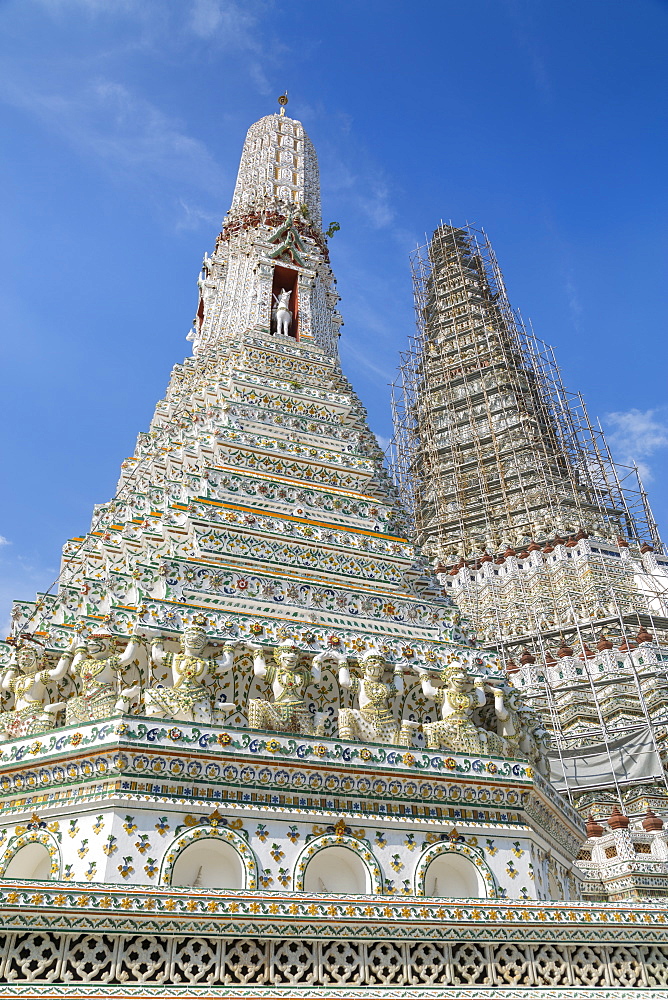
[548,727,663,792]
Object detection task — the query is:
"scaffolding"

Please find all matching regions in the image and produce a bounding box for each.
[392,223,668,813]
[392,224,662,562]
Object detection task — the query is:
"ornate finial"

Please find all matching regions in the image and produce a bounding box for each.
[278,92,288,116]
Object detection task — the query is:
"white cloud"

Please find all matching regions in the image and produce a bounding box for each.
[0,0,286,220]
[0,75,226,229]
[503,0,553,104]
[189,0,257,45]
[175,199,221,232]
[33,0,141,11]
[340,339,395,384]
[28,0,166,49]
[321,146,396,231]
[0,536,10,547]
[358,176,396,229]
[564,272,583,331]
[605,407,668,482]
[374,433,391,453]
[248,60,273,98]
[187,0,281,95]
[30,0,268,56]
[5,79,224,193]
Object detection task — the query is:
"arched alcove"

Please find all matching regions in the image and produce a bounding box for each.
[3,843,53,880]
[302,845,371,895]
[170,837,244,890]
[423,852,485,899]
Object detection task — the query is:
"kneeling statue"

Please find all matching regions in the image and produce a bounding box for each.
[338,648,417,746]
[0,637,73,737]
[418,660,490,755]
[145,618,236,725]
[66,627,144,726]
[248,640,326,736]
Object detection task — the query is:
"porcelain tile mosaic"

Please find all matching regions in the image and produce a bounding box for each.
[1,101,666,994]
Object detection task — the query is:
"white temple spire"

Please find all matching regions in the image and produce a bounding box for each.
[191,110,337,354]
[229,112,321,229]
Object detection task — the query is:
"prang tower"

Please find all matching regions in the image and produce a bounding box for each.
[393,224,668,847]
[3,106,654,995]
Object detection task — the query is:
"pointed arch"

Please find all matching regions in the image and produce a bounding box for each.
[415,841,497,899]
[159,825,258,890]
[294,833,382,894]
[0,830,61,880]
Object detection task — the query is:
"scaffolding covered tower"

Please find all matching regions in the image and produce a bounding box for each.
[393,224,661,564]
[392,224,668,860]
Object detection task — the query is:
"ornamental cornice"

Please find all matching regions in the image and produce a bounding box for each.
[0,879,666,943]
[232,372,350,407]
[200,468,401,524]
[524,792,583,858]
[256,251,318,276]
[208,450,372,491]
[0,720,536,783]
[239,333,334,363]
[26,592,466,657]
[0,720,581,845]
[214,437,376,474]
[188,499,408,545]
[195,526,411,577]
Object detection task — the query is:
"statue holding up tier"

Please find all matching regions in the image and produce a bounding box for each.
[247,640,327,736]
[485,680,551,776]
[0,637,73,738]
[517,702,552,779]
[485,681,524,757]
[417,660,490,754]
[144,618,236,725]
[66,627,144,726]
[338,648,417,747]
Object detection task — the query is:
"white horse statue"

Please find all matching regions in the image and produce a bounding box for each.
[272,288,292,337]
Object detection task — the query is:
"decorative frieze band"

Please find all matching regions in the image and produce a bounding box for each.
[0,928,666,989]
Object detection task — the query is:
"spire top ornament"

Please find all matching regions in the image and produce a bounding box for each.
[278,91,288,116]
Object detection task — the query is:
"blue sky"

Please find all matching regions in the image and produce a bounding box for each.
[1,0,667,630]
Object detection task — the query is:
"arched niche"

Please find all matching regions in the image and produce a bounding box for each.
[170,837,244,890]
[160,826,257,890]
[2,842,53,880]
[295,835,382,895]
[303,845,369,894]
[416,843,496,899]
